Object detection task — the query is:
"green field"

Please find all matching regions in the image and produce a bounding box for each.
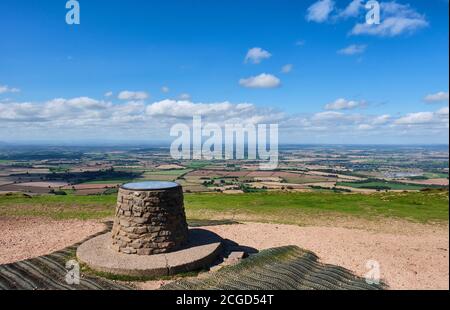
[337,181,430,190]
[81,179,135,184]
[0,190,448,223]
[185,190,449,223]
[0,193,116,219]
[423,172,449,179]
[145,169,192,176]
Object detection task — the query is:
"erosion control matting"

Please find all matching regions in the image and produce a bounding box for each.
[161,246,386,290]
[0,222,386,290]
[0,223,131,290]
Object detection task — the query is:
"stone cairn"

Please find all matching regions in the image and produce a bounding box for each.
[111,183,189,255]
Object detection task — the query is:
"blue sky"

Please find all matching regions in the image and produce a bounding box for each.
[0,0,448,144]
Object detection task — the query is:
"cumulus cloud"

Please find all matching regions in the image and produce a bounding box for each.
[324,98,366,110]
[178,93,191,100]
[351,2,428,37]
[372,114,391,125]
[337,44,367,55]
[338,0,363,19]
[309,111,365,128]
[145,99,284,125]
[0,85,20,94]
[104,91,113,97]
[312,111,345,121]
[424,91,449,103]
[281,64,293,74]
[244,47,272,64]
[0,97,112,122]
[357,124,373,130]
[239,73,281,89]
[306,0,335,23]
[436,106,449,117]
[145,100,260,119]
[395,112,435,125]
[118,90,149,100]
[161,86,170,93]
[1,94,448,143]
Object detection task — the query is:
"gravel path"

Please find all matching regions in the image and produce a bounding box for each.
[0,217,447,290]
[205,222,449,290]
[0,217,105,265]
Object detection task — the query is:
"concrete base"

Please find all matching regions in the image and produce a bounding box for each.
[76,229,222,277]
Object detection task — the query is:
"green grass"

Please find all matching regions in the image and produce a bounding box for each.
[184,161,210,169]
[337,181,429,190]
[0,190,448,223]
[0,193,116,220]
[423,172,449,179]
[184,190,449,223]
[80,262,204,282]
[81,179,135,184]
[146,169,192,176]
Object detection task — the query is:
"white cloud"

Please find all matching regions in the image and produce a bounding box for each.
[0,97,282,126]
[338,0,363,19]
[372,114,391,125]
[161,86,170,93]
[0,97,113,122]
[325,98,365,110]
[244,47,272,64]
[178,93,191,100]
[436,106,449,117]
[358,124,373,130]
[104,91,113,97]
[0,85,20,94]
[1,94,448,143]
[118,90,149,100]
[395,112,434,125]
[306,0,335,23]
[424,91,449,103]
[312,111,344,121]
[281,64,293,74]
[239,73,281,89]
[337,44,367,55]
[351,2,428,37]
[146,100,256,119]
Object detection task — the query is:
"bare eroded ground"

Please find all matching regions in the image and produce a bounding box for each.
[204,222,449,290]
[0,217,105,265]
[0,217,447,290]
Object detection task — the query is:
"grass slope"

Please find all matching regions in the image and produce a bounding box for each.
[0,190,448,223]
[184,190,449,223]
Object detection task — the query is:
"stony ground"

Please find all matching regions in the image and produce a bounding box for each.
[0,216,447,290]
[202,221,449,290]
[0,217,105,265]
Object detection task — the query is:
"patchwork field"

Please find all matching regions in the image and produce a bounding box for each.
[337,181,434,191]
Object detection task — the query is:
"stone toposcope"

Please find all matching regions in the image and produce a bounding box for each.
[76,181,222,277]
[112,181,189,255]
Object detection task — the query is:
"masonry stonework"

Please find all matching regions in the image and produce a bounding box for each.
[111,185,189,255]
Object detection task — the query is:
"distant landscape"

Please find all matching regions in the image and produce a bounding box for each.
[0,144,448,223]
